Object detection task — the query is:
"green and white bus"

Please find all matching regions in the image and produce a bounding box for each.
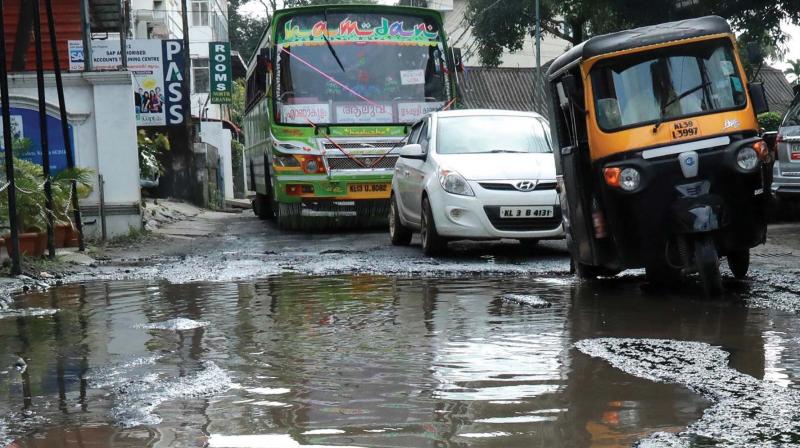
[243,4,459,229]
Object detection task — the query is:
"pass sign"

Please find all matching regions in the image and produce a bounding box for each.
[209,42,232,104]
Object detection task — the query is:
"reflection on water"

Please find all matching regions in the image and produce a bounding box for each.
[0,275,797,447]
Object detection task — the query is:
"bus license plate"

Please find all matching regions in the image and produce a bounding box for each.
[791,144,800,161]
[500,206,553,219]
[348,183,389,193]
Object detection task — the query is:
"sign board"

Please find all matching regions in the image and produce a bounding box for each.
[335,104,393,124]
[280,104,331,124]
[209,42,232,104]
[0,107,74,173]
[68,39,187,126]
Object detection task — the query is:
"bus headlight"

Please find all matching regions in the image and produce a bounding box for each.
[274,154,301,167]
[619,168,641,191]
[736,147,759,171]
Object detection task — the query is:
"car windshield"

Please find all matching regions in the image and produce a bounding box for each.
[275,11,448,125]
[436,115,552,155]
[591,38,747,131]
[783,95,800,127]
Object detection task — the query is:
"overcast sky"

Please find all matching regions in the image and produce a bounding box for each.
[237,1,799,82]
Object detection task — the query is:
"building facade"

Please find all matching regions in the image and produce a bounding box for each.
[130,0,238,202]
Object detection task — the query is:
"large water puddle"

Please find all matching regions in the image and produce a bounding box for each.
[1,275,799,447]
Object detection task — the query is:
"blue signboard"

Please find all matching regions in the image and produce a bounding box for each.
[0,107,74,173]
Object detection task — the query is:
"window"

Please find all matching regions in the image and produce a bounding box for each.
[591,38,746,131]
[436,115,552,155]
[193,58,209,93]
[191,0,209,26]
[418,120,430,152]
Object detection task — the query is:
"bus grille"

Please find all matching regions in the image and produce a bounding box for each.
[327,156,399,170]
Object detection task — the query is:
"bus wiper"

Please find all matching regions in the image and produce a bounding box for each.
[652,81,711,132]
[323,9,345,73]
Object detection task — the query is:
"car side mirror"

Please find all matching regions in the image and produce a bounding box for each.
[749,82,769,115]
[399,143,425,159]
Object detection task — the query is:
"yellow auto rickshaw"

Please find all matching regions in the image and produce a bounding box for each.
[546,16,770,295]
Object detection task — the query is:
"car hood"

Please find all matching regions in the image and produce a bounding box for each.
[437,153,557,181]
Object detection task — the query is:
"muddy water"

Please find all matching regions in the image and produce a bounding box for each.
[0,275,798,447]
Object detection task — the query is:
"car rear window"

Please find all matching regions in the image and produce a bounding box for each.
[783,95,800,127]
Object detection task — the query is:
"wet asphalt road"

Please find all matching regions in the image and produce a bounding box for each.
[1,211,800,447]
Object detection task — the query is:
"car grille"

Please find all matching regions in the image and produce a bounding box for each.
[483,206,562,231]
[479,181,557,191]
[327,156,399,170]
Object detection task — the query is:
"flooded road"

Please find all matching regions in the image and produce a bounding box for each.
[2,273,799,447]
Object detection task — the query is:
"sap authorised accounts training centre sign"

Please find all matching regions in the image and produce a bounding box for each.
[209,42,232,104]
[69,39,187,127]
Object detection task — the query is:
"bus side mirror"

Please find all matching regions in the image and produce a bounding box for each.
[452,48,464,72]
[259,47,272,68]
[749,82,769,115]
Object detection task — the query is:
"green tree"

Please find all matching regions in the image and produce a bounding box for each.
[229,0,270,62]
[465,0,800,67]
[785,59,800,86]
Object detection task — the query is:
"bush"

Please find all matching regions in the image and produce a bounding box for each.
[758,112,783,132]
[138,130,170,181]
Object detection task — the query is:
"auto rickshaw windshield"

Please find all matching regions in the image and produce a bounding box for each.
[591,38,747,131]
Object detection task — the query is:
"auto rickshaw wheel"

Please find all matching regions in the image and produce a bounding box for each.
[695,236,723,296]
[727,249,750,279]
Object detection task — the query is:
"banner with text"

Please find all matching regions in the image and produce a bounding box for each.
[68,39,187,126]
[209,42,232,104]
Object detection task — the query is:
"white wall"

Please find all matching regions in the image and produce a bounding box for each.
[8,72,142,238]
[199,120,234,199]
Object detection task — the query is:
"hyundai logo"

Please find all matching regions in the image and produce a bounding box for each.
[685,157,695,166]
[514,180,537,191]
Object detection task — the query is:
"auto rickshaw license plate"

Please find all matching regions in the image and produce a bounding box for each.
[671,120,699,140]
[500,206,553,218]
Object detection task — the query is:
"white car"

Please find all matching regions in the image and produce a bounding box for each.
[389,109,565,255]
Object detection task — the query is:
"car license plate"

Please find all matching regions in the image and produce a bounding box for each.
[500,206,553,218]
[348,183,389,193]
[791,144,800,161]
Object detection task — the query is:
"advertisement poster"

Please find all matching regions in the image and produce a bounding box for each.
[69,39,186,126]
[0,108,74,173]
[209,42,232,104]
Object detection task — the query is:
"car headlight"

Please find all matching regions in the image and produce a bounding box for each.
[438,169,474,196]
[619,167,641,191]
[736,147,759,171]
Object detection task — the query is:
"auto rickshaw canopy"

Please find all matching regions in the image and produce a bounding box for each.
[547,16,732,80]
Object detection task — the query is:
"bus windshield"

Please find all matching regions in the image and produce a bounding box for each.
[591,39,747,131]
[275,11,449,125]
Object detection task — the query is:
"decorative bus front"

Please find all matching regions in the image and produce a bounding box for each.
[244,5,457,229]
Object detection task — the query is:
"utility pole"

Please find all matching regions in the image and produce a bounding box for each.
[0,0,22,275]
[535,0,541,77]
[44,0,86,251]
[32,0,56,259]
[181,0,193,148]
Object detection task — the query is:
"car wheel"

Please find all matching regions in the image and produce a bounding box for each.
[389,195,413,246]
[421,197,446,256]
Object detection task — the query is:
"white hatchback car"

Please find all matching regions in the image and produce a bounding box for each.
[389,109,564,255]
